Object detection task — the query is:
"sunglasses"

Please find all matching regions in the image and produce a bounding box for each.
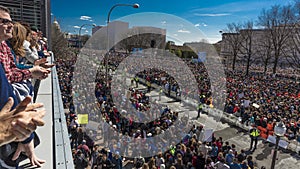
[0,18,14,25]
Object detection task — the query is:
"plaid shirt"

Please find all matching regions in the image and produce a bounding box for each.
[0,41,31,83]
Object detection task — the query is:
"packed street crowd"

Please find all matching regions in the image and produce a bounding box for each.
[0,2,299,169]
[53,48,299,168]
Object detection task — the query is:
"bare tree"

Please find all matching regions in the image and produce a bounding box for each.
[51,22,72,59]
[222,22,243,70]
[257,5,296,74]
[284,24,300,72]
[239,21,256,75]
[256,29,273,73]
[283,1,300,72]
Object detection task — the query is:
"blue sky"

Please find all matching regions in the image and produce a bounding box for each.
[51,0,292,44]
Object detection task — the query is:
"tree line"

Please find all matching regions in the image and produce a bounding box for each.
[221,1,300,75]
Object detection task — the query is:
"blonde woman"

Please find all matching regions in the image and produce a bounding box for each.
[20,22,39,64]
[7,22,30,69]
[6,22,50,101]
[6,22,34,103]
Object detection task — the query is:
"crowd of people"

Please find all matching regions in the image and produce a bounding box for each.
[0,5,52,168]
[54,57,262,169]
[225,70,300,141]
[103,51,300,143]
[54,48,290,169]
[1,2,299,169]
[54,12,297,169]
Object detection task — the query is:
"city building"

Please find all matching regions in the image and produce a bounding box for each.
[92,21,166,51]
[0,0,51,41]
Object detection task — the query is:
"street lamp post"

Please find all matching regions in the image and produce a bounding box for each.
[270,122,286,169]
[78,24,96,48]
[105,3,139,88]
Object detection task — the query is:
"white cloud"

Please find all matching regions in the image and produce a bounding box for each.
[73,26,80,29]
[173,34,178,36]
[85,30,89,33]
[80,16,92,20]
[178,29,191,33]
[161,21,166,25]
[206,37,222,44]
[194,13,231,17]
[81,27,86,30]
[195,23,208,27]
[51,13,53,16]
[89,20,94,22]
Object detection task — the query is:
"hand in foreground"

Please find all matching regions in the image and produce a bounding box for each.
[12,140,46,167]
[0,97,45,146]
[34,58,55,69]
[29,66,51,80]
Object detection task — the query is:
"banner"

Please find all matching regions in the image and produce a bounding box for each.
[77,114,89,124]
[244,100,250,107]
[267,135,289,149]
[132,48,143,56]
[238,92,244,99]
[198,52,206,62]
[252,103,260,108]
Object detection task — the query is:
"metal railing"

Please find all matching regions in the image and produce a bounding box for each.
[52,53,74,169]
[22,53,74,169]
